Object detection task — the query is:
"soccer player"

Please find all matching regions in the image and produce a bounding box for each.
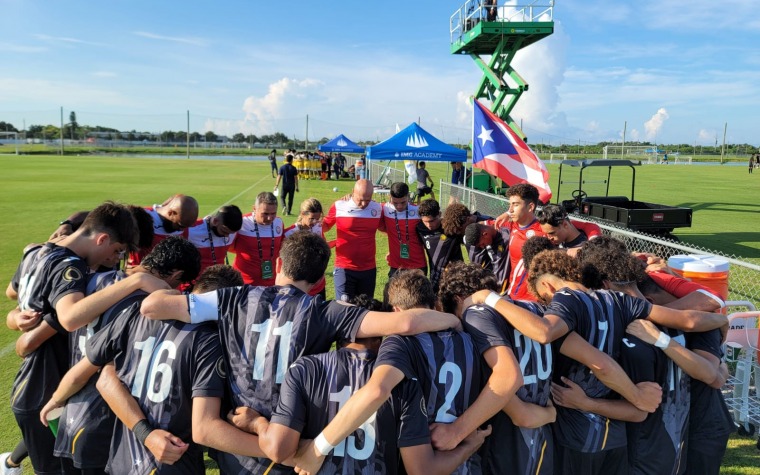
[139,231,462,475]
[49,236,201,475]
[322,179,383,301]
[463,222,510,294]
[535,204,601,253]
[7,202,137,474]
[289,270,485,474]
[466,250,727,474]
[127,194,199,266]
[231,192,284,286]
[39,265,260,475]
[440,202,493,270]
[379,183,427,277]
[432,262,660,475]
[493,183,545,300]
[416,199,464,292]
[185,205,242,276]
[414,161,435,203]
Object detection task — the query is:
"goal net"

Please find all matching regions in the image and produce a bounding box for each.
[548,153,567,163]
[603,145,659,160]
[0,131,20,155]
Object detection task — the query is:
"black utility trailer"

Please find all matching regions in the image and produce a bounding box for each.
[555,159,692,237]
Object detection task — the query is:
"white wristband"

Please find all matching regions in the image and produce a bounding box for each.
[484,291,501,309]
[654,332,671,349]
[314,433,334,456]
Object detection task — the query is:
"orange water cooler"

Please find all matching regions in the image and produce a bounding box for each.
[667,254,730,301]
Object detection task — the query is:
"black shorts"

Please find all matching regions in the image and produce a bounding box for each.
[417,186,433,197]
[556,445,627,475]
[14,411,63,474]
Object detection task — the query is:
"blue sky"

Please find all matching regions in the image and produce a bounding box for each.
[1,0,758,146]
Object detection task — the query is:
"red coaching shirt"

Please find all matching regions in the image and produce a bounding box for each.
[231,213,284,286]
[379,202,426,270]
[128,205,188,266]
[186,217,237,273]
[322,199,382,271]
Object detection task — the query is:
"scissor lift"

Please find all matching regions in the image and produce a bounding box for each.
[450,1,555,139]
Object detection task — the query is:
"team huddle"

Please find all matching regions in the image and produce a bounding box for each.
[4,179,734,475]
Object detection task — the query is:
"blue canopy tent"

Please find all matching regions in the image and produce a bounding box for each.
[366,123,467,188]
[318,134,365,153]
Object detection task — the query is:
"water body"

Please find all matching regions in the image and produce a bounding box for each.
[93,153,268,161]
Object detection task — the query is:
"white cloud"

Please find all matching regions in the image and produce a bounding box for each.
[34,34,87,45]
[629,128,641,141]
[698,128,716,143]
[0,42,46,53]
[644,108,669,141]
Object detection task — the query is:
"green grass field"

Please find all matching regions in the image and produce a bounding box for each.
[1,154,759,473]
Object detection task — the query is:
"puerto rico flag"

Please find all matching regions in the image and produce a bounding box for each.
[472,99,552,203]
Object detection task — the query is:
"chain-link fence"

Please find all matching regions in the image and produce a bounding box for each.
[369,161,406,189]
[439,181,760,308]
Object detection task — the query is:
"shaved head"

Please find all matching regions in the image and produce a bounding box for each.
[352,180,374,209]
[159,194,199,230]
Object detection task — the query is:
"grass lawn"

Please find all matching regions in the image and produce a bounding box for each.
[1,154,758,473]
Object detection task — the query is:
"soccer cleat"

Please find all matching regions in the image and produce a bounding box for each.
[0,453,21,475]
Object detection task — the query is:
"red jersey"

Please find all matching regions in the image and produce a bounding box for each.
[284,223,326,296]
[128,205,188,266]
[505,218,545,301]
[379,203,426,270]
[186,217,237,273]
[647,271,719,299]
[231,214,284,286]
[322,199,382,271]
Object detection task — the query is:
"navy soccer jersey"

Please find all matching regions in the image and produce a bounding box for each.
[56,270,142,468]
[488,228,511,294]
[375,330,483,474]
[463,300,554,475]
[86,300,225,475]
[546,288,652,453]
[188,284,368,474]
[686,329,734,470]
[621,330,690,475]
[10,243,88,413]
[271,348,430,474]
[415,222,464,291]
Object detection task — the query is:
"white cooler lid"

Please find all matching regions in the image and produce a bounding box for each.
[667,254,729,273]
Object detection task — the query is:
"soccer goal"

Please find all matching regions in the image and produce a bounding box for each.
[548,153,567,163]
[602,145,658,161]
[0,131,20,155]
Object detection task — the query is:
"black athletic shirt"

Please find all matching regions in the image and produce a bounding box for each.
[10,243,88,413]
[271,348,430,474]
[547,288,652,453]
[188,285,368,474]
[86,300,225,475]
[621,329,690,475]
[375,330,484,474]
[55,270,142,468]
[415,222,463,292]
[463,300,554,475]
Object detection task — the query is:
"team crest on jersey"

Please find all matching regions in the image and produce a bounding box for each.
[276,226,282,234]
[62,266,83,282]
[497,245,504,253]
[215,356,227,378]
[440,235,446,241]
[409,210,416,217]
[371,209,378,217]
[526,230,536,238]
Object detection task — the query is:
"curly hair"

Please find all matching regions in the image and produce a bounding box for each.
[441,202,471,236]
[349,294,385,312]
[576,236,645,288]
[527,250,582,297]
[438,261,497,314]
[506,183,539,206]
[141,236,201,284]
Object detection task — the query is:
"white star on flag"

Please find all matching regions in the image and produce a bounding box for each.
[477,125,494,146]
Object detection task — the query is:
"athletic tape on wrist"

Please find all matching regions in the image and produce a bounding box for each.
[314,433,334,456]
[484,292,501,309]
[132,419,154,446]
[654,332,671,349]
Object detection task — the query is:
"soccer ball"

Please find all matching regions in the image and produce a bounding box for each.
[333,187,339,192]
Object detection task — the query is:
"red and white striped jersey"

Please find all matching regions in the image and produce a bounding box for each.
[379,203,426,269]
[322,199,382,271]
[186,217,237,272]
[127,205,188,266]
[231,213,284,286]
